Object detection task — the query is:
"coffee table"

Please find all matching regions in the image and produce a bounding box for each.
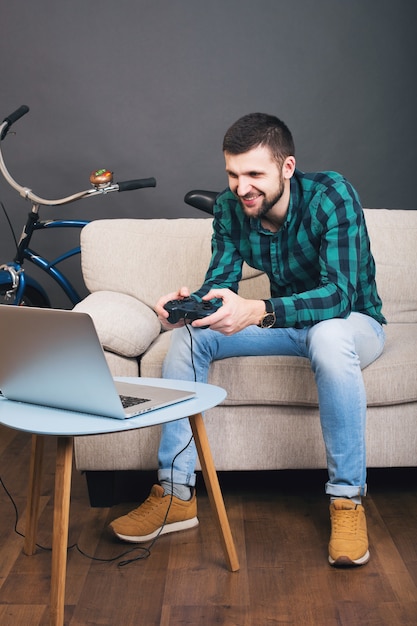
[0,377,239,626]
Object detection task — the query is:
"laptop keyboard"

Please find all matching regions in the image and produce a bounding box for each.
[119,394,150,409]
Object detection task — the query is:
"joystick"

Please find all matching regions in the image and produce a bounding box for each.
[164,297,220,327]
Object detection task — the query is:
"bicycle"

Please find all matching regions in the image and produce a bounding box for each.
[0,105,156,307]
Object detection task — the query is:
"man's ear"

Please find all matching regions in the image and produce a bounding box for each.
[282,156,296,179]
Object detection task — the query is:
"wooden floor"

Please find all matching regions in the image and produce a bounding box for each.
[0,424,416,626]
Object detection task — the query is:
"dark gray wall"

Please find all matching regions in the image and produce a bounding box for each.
[1,0,416,306]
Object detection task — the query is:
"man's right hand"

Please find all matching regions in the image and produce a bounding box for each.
[155,286,191,330]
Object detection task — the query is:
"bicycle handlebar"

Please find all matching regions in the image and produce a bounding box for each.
[4,179,157,207]
[0,106,157,207]
[0,105,29,140]
[117,177,156,192]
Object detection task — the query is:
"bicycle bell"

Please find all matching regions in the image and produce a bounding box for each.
[89,168,113,188]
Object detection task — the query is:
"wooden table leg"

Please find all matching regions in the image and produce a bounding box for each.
[24,434,44,556]
[50,436,73,626]
[189,412,240,572]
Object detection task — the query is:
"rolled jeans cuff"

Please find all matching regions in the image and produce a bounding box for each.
[158,468,196,488]
[325,482,367,498]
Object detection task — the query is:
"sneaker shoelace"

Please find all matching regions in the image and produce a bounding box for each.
[332,506,360,534]
[127,493,164,520]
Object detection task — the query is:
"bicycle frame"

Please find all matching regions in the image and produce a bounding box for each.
[23,219,89,302]
[10,218,89,305]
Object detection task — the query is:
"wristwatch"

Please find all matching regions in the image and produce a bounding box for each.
[258,299,276,328]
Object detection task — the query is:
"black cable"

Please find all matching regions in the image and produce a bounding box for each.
[0,475,33,542]
[117,434,194,567]
[0,432,195,567]
[119,322,198,566]
[184,319,198,381]
[0,473,134,558]
[0,199,18,249]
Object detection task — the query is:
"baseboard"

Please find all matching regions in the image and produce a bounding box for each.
[83,466,417,507]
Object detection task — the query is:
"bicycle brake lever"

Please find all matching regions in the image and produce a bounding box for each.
[1,105,30,140]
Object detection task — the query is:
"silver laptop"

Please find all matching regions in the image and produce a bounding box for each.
[0,305,195,419]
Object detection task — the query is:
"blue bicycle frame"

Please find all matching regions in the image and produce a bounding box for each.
[10,219,89,306]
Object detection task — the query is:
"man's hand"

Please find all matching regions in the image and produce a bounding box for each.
[155,286,191,330]
[192,288,265,335]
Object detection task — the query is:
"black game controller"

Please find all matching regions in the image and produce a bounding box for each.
[164,297,219,326]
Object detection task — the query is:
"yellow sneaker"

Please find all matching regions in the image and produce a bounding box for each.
[109,484,198,543]
[328,498,370,566]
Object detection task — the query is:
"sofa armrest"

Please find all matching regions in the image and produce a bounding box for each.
[73,291,161,357]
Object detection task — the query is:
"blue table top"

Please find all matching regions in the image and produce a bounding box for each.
[0,377,226,437]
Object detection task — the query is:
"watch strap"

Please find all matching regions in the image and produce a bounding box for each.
[258,299,276,328]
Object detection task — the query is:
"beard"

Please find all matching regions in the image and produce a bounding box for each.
[237,177,285,220]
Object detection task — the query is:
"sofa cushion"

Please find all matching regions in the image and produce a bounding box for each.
[104,351,139,377]
[140,323,417,407]
[73,291,161,357]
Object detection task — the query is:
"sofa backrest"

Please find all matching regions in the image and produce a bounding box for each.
[364,209,417,323]
[80,209,417,324]
[80,218,269,310]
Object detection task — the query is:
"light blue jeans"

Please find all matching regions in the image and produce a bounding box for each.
[159,313,385,498]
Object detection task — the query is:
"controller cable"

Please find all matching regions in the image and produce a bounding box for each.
[0,434,194,567]
[114,321,198,566]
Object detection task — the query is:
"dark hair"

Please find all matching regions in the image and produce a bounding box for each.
[222,113,295,164]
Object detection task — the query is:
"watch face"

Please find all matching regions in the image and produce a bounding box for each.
[261,313,275,328]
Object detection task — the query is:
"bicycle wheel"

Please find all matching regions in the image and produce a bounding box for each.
[19,285,51,307]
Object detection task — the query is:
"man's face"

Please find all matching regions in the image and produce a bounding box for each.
[224,145,288,220]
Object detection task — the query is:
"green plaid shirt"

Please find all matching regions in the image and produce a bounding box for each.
[193,169,385,328]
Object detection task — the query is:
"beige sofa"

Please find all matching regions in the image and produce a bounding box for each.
[73,209,417,503]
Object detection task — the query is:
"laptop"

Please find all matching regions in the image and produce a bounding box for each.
[0,305,195,419]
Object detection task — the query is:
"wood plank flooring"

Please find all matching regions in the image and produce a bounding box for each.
[0,424,416,625]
